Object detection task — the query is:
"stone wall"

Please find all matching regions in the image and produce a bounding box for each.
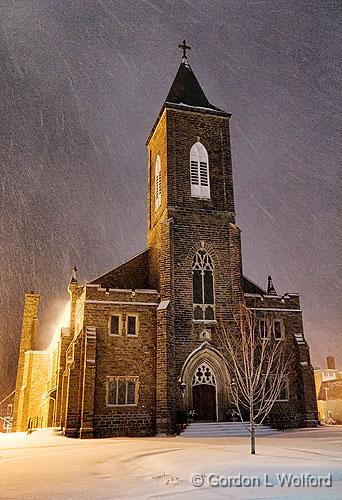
[245,293,318,428]
[146,106,244,432]
[63,285,159,437]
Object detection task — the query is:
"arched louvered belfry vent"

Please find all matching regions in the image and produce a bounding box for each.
[190,142,210,199]
[192,249,215,320]
[155,155,162,210]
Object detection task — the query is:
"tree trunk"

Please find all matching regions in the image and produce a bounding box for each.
[250,401,256,454]
[250,420,256,454]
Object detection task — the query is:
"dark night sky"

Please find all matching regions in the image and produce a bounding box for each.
[0,0,341,399]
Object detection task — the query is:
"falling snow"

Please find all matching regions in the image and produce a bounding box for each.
[0,1,341,399]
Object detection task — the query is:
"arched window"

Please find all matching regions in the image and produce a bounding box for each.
[190,142,210,199]
[155,155,161,210]
[192,250,215,320]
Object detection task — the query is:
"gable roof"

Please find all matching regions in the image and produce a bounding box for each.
[241,275,266,295]
[89,249,151,290]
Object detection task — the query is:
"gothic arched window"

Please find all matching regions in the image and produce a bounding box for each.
[190,142,210,199]
[192,250,215,320]
[155,155,161,210]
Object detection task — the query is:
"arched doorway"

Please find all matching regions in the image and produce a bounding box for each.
[192,362,217,421]
[180,342,230,422]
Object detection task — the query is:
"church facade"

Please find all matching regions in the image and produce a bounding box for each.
[12,48,318,437]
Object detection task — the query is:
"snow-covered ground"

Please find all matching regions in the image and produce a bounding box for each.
[1,427,342,499]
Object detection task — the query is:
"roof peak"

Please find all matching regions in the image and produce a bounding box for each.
[164,42,224,112]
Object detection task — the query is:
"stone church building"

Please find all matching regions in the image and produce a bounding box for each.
[12,46,318,437]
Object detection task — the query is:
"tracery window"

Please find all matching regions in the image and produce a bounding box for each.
[192,250,215,320]
[192,363,216,386]
[190,142,210,199]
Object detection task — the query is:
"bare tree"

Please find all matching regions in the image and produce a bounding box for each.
[218,305,292,454]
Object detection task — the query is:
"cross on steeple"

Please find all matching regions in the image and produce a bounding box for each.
[178,40,191,60]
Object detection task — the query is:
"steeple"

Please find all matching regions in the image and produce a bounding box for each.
[165,41,224,112]
[267,275,277,295]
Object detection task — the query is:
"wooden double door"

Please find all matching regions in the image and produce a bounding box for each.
[192,384,217,421]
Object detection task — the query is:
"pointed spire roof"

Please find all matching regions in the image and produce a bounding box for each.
[146,42,230,145]
[267,275,277,295]
[165,60,223,112]
[164,40,225,113]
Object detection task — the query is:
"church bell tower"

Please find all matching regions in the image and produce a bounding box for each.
[146,42,243,433]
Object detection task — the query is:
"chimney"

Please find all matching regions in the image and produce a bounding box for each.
[12,292,40,431]
[327,355,335,370]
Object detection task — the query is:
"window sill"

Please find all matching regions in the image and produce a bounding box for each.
[107,403,138,407]
[193,319,217,324]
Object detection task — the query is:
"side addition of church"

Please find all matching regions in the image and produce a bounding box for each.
[12,44,318,437]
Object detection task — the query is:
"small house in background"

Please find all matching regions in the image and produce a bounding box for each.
[0,390,15,432]
[315,356,342,424]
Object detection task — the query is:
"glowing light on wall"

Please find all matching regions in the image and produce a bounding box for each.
[49,301,71,350]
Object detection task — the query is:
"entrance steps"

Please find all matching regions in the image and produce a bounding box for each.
[180,421,278,437]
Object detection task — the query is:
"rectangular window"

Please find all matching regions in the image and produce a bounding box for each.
[273,320,283,340]
[276,379,289,401]
[109,315,121,336]
[127,315,138,336]
[107,377,139,406]
[258,319,268,339]
[264,376,289,401]
[118,380,126,404]
[107,379,117,405]
[127,381,136,404]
